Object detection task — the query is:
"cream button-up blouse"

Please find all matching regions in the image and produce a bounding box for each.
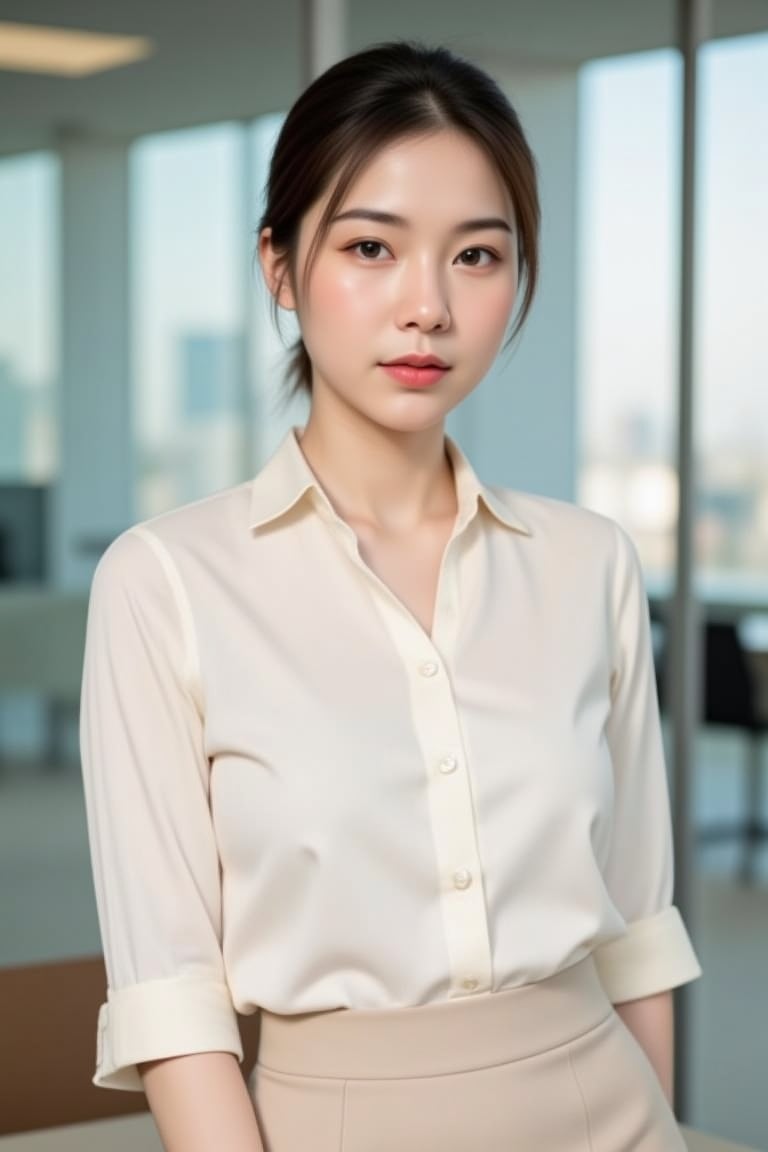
[79,426,702,1091]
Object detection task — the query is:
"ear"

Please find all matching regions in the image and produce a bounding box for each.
[258,227,297,311]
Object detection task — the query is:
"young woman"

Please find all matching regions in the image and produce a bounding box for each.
[80,40,702,1152]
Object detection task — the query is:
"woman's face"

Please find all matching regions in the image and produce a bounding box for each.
[263,128,519,434]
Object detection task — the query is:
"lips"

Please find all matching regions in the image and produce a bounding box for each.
[380,354,450,369]
[379,360,449,388]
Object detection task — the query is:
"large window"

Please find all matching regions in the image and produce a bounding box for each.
[130,114,307,519]
[131,123,248,518]
[577,50,681,579]
[697,32,768,595]
[0,152,58,484]
[578,37,768,595]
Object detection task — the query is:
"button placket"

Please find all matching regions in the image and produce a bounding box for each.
[409,637,492,997]
[354,538,493,998]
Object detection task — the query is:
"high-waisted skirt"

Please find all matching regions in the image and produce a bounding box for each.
[247,953,687,1151]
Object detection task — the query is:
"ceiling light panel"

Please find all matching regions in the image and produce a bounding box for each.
[0,21,154,77]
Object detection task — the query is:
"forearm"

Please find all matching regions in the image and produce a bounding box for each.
[139,1052,264,1152]
[614,988,675,1108]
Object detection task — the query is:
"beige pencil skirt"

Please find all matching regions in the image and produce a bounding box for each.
[247,953,687,1152]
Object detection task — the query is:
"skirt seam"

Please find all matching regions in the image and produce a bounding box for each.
[567,1046,596,1152]
[338,1078,348,1152]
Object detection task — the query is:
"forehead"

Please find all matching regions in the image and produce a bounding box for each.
[318,128,514,227]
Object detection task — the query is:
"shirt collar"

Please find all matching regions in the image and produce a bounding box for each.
[445,435,532,536]
[248,426,531,536]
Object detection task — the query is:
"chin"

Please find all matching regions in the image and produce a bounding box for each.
[371,405,454,436]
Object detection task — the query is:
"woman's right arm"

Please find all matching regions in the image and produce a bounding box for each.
[139,1053,264,1152]
[80,530,246,1093]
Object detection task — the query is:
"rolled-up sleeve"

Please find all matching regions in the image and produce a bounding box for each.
[79,526,242,1090]
[592,523,702,1004]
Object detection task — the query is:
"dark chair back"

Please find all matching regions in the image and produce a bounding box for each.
[650,612,760,732]
[703,621,759,731]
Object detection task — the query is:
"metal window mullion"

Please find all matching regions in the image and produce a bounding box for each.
[672,0,712,1124]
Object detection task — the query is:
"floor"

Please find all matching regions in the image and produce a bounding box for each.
[0,728,766,1150]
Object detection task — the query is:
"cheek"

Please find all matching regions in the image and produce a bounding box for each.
[307,264,383,325]
[462,279,517,343]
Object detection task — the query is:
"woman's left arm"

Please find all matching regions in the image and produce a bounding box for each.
[615,989,674,1106]
[589,522,701,1115]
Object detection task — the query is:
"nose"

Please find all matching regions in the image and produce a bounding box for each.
[395,258,451,333]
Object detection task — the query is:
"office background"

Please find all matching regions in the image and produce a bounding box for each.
[0,1,766,1147]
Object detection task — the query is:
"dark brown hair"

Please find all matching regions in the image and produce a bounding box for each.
[258,40,540,399]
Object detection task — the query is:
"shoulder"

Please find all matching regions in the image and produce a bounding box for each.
[487,488,648,658]
[484,485,644,612]
[488,484,634,563]
[91,480,252,598]
[132,480,253,551]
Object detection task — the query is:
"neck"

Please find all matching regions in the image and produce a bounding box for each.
[297,390,456,533]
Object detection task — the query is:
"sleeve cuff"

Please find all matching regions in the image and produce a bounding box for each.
[94,974,244,1091]
[592,905,703,1004]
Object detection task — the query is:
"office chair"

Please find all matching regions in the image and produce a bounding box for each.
[651,612,768,885]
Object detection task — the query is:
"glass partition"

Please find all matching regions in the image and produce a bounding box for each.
[577,35,768,1149]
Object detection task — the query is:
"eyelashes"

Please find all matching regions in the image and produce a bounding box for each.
[345,240,500,267]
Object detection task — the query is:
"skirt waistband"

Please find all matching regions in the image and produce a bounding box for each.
[256,954,614,1080]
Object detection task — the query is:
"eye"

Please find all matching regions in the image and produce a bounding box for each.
[348,240,390,260]
[456,247,497,267]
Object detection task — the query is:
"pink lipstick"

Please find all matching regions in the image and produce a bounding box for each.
[379,355,450,389]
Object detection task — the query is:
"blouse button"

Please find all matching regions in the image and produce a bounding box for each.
[461,977,479,991]
[439,756,458,774]
[419,660,439,678]
[452,868,472,890]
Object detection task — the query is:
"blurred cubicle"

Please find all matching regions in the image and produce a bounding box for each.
[0,1,767,1147]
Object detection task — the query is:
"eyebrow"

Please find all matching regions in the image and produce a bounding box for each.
[329,208,513,235]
